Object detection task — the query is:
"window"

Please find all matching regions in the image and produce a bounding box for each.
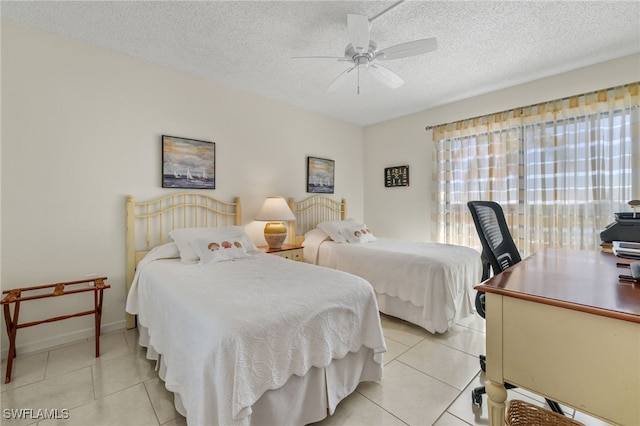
[432,83,639,256]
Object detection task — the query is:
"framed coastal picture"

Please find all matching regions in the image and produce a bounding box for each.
[307,156,335,194]
[162,135,215,189]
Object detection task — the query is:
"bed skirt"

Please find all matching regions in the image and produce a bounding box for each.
[376,289,473,334]
[137,325,383,425]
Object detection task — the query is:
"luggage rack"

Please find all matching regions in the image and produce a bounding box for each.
[1,277,110,383]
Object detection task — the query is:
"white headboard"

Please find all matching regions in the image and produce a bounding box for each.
[125,193,241,328]
[287,196,347,245]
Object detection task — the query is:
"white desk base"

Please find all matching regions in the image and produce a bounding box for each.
[485,293,640,426]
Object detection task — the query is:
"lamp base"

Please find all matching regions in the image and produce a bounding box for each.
[264,222,287,250]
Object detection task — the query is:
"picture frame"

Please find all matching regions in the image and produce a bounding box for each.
[307,156,335,194]
[162,135,215,189]
[385,165,409,187]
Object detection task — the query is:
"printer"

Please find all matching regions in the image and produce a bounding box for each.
[600,212,640,243]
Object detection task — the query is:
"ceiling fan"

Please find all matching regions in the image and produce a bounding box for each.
[293,2,438,94]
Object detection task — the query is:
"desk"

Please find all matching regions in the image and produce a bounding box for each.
[475,249,640,426]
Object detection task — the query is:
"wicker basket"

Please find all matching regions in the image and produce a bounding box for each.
[506,400,584,426]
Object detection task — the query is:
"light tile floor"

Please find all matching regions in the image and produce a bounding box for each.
[1,313,612,425]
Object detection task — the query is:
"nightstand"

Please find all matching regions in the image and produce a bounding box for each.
[259,244,303,261]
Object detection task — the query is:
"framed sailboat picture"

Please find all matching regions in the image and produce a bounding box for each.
[162,135,215,189]
[307,156,335,194]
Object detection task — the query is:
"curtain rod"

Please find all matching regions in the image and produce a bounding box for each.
[424,104,523,131]
[424,82,638,132]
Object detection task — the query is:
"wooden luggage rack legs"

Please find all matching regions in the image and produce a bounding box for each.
[1,277,110,383]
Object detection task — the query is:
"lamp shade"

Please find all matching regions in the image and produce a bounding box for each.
[255,197,296,222]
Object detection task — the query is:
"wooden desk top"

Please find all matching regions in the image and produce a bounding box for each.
[476,248,640,323]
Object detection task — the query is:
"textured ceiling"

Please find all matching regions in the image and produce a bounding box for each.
[3,1,639,126]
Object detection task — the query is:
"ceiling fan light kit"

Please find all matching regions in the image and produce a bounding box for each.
[293,2,438,94]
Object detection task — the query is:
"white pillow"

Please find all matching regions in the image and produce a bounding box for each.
[190,238,251,264]
[316,218,361,243]
[302,228,330,246]
[146,242,180,259]
[169,226,258,263]
[339,224,377,244]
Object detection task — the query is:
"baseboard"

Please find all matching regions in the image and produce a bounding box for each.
[1,320,126,360]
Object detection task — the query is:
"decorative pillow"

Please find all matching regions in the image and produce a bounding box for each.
[316,218,361,243]
[190,238,251,264]
[339,224,377,244]
[169,226,258,263]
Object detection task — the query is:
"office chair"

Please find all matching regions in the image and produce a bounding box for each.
[467,201,564,415]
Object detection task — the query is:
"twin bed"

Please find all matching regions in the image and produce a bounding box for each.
[288,196,483,334]
[124,193,481,425]
[124,193,386,426]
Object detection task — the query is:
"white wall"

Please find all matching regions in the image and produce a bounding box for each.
[363,53,640,240]
[0,21,364,355]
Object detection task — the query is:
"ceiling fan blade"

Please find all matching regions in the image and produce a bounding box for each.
[347,14,370,53]
[376,37,438,60]
[327,66,357,92]
[368,64,404,89]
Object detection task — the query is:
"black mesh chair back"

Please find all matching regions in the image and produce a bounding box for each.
[467,201,521,277]
[466,200,564,415]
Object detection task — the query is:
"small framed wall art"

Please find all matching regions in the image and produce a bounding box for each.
[307,156,335,193]
[162,135,215,189]
[385,165,409,187]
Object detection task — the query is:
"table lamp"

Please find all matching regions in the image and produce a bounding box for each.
[255,196,296,249]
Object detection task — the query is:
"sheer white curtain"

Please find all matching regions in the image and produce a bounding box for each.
[432,112,522,250]
[432,83,639,257]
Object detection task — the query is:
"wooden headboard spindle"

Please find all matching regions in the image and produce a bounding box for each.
[125,193,241,329]
[288,196,347,246]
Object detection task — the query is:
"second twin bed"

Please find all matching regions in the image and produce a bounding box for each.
[289,195,483,334]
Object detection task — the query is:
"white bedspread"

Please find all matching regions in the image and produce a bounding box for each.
[306,238,482,333]
[126,251,385,426]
